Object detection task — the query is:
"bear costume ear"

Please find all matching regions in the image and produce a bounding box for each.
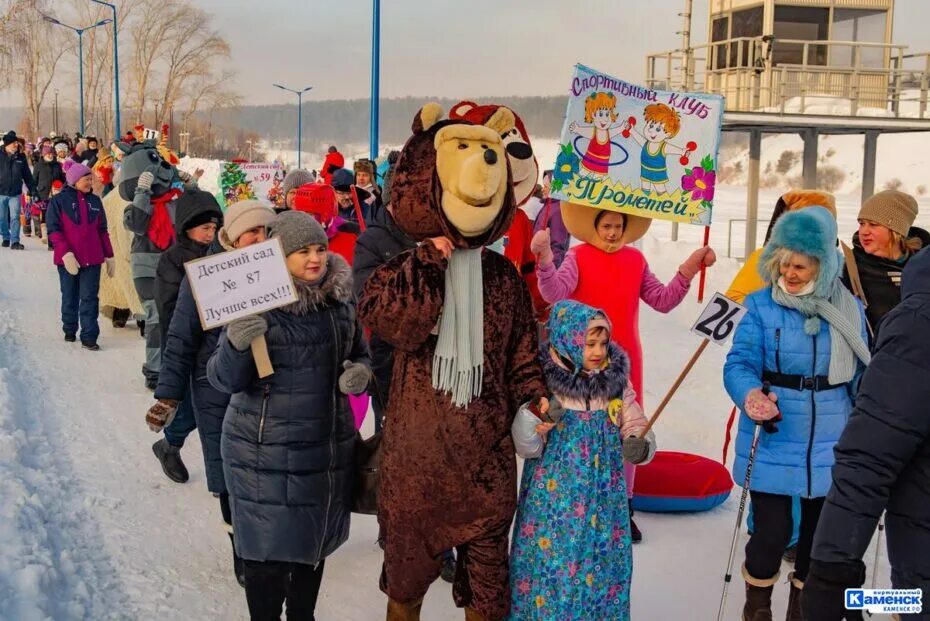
[484,107,515,135]
[449,101,478,121]
[413,103,444,134]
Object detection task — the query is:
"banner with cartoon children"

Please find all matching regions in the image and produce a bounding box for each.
[551,64,724,226]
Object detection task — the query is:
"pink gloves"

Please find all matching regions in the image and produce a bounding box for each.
[530,229,554,266]
[678,246,717,281]
[744,388,780,422]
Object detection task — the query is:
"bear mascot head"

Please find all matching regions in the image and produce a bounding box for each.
[390,102,517,249]
[449,101,539,207]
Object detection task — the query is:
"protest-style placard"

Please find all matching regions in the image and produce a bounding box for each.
[185,238,297,330]
[184,238,297,377]
[551,64,724,226]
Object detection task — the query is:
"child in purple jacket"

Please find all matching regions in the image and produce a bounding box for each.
[46,161,115,350]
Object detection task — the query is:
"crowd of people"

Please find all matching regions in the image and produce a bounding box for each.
[2,111,928,621]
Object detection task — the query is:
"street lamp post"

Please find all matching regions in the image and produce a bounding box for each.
[90,0,120,137]
[273,84,312,169]
[42,15,112,134]
[370,0,381,161]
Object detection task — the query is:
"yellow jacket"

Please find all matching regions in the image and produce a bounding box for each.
[726,247,766,304]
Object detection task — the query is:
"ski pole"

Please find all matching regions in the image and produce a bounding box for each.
[716,383,773,621]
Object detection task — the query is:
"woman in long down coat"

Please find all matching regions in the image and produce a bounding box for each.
[208,211,371,620]
[724,206,871,621]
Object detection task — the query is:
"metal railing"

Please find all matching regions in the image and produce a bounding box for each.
[646,36,930,119]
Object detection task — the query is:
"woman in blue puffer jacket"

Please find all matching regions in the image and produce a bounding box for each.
[724,206,871,621]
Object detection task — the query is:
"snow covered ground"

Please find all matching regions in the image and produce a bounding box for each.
[0,200,899,620]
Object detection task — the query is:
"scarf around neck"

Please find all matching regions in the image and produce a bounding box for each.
[771,278,871,384]
[432,248,484,408]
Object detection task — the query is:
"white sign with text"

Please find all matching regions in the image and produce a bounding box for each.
[185,238,297,331]
[690,292,748,345]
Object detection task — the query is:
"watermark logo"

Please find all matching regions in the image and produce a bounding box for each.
[846,589,922,615]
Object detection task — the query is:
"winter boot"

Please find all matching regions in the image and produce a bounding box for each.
[786,572,803,621]
[152,438,189,483]
[386,598,423,621]
[228,533,246,587]
[742,565,778,621]
[112,308,131,329]
[464,608,486,621]
[629,498,642,543]
[440,549,456,583]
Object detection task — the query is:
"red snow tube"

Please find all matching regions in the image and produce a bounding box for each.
[632,451,733,513]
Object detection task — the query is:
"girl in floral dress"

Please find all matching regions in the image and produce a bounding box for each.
[508,300,657,620]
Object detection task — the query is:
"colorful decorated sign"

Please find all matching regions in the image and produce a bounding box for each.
[551,64,724,226]
[219,161,286,209]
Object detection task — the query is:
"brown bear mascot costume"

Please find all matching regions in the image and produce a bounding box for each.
[359,103,547,621]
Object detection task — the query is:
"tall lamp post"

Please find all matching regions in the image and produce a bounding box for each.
[42,14,112,134]
[89,0,120,137]
[370,0,381,161]
[273,84,312,169]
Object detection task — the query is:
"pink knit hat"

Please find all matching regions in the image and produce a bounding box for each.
[63,159,92,186]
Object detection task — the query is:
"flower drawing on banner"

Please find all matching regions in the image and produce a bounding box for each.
[551,143,580,192]
[681,155,717,207]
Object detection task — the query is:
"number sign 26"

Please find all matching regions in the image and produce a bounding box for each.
[690,293,748,345]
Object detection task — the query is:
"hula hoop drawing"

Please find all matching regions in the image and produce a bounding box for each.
[574,135,629,170]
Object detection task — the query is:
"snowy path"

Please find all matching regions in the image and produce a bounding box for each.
[0,235,893,620]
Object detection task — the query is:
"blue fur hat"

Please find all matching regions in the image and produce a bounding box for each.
[759,205,840,298]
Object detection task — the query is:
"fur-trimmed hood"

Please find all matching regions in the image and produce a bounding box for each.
[541,341,630,404]
[760,205,840,298]
[282,253,354,315]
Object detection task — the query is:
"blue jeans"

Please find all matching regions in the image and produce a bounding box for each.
[58,264,101,343]
[164,385,197,448]
[747,495,801,548]
[0,194,22,243]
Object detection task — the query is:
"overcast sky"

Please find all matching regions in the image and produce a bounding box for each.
[3,0,928,107]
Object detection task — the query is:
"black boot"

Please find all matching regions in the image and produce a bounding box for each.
[152,438,189,483]
[112,308,130,329]
[786,572,803,621]
[229,533,246,588]
[629,499,642,543]
[742,565,776,621]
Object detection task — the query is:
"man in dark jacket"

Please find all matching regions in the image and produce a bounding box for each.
[145,199,276,587]
[149,189,224,484]
[804,246,930,620]
[352,203,416,432]
[33,146,65,201]
[1,131,37,249]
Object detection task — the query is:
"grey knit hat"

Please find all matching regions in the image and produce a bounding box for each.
[269,210,328,255]
[282,169,315,196]
[858,190,919,238]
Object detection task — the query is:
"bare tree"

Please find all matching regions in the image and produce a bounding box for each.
[1,0,72,137]
[151,1,231,128]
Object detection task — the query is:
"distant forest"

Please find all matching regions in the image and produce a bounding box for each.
[2,96,570,149]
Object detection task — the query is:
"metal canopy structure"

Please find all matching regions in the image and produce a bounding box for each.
[647,0,930,254]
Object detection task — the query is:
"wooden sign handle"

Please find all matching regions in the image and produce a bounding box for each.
[251,335,274,378]
[642,339,709,436]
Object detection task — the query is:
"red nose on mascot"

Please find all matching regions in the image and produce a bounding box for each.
[358,103,546,620]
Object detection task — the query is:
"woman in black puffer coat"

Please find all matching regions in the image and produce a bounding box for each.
[842,190,928,343]
[208,211,370,621]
